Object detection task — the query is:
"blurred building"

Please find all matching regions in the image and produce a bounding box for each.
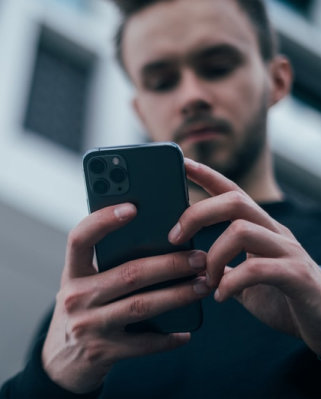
[0,0,139,384]
[0,0,321,385]
[267,0,321,204]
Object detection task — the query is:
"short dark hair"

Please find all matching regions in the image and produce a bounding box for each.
[111,0,278,72]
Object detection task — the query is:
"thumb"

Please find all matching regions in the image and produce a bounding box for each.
[62,204,136,282]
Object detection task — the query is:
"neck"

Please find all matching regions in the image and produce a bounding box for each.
[188,142,284,205]
[237,141,284,203]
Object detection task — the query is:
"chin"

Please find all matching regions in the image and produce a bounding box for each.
[182,141,228,170]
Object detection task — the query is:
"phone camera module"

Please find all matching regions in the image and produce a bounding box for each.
[93,179,110,195]
[110,167,127,184]
[89,158,106,175]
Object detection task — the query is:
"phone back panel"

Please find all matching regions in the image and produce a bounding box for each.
[83,143,202,333]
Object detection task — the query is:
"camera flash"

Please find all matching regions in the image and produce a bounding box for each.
[112,157,120,165]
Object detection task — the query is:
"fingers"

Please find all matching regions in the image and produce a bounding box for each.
[215,251,321,303]
[168,159,292,245]
[169,192,282,245]
[64,204,136,281]
[184,158,242,197]
[79,276,209,330]
[214,258,288,302]
[205,220,294,288]
[62,250,207,308]
[110,332,191,361]
[91,250,207,306]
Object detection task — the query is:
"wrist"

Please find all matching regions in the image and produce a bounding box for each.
[14,335,103,398]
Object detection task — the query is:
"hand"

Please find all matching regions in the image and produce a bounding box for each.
[42,203,210,394]
[169,158,321,355]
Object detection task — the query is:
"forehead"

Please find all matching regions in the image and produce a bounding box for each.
[123,0,260,80]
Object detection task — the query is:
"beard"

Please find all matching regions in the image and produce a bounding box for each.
[175,94,268,185]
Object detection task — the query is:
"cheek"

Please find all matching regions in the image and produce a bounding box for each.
[215,67,266,128]
[139,95,175,141]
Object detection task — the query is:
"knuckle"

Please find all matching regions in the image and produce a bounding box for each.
[83,341,105,365]
[120,262,141,287]
[129,297,150,319]
[226,190,247,208]
[61,284,83,314]
[229,219,251,237]
[246,258,262,276]
[288,239,304,254]
[142,335,157,353]
[280,236,304,261]
[69,316,88,340]
[166,254,182,276]
[298,261,318,284]
[67,230,83,252]
[184,206,199,225]
[278,223,293,237]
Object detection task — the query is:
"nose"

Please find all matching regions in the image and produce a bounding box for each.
[178,69,212,119]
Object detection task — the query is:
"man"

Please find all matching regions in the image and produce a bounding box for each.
[1,0,321,398]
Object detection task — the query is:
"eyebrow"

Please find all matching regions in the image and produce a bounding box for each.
[192,44,245,62]
[141,60,177,78]
[140,43,244,77]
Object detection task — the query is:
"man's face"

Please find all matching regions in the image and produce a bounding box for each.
[123,0,272,181]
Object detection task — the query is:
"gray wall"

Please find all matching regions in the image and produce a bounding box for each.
[0,200,66,384]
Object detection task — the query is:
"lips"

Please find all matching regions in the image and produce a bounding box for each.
[176,124,227,145]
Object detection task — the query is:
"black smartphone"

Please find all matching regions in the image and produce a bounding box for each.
[83,142,202,333]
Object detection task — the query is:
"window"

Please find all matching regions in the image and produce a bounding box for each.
[275,0,314,16]
[24,28,95,153]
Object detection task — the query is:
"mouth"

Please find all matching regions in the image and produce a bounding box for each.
[177,124,227,145]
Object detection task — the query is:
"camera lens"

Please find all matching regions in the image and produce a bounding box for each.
[89,158,106,174]
[93,179,110,195]
[110,167,127,184]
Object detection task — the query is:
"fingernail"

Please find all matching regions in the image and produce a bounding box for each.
[193,278,211,295]
[176,332,191,344]
[206,272,210,286]
[114,204,135,221]
[168,222,181,243]
[214,289,221,301]
[189,251,206,270]
[184,158,199,169]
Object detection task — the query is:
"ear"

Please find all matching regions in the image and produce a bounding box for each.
[268,55,293,107]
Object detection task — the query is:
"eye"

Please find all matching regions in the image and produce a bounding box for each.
[197,61,236,80]
[195,51,243,81]
[143,70,180,93]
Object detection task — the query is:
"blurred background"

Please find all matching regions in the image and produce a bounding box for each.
[1,0,321,384]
